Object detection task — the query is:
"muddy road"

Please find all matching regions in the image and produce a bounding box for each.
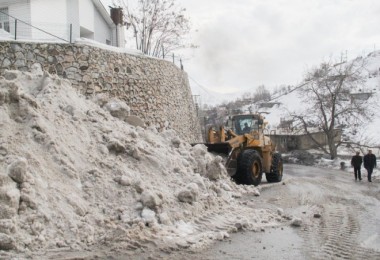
[161,164,380,260]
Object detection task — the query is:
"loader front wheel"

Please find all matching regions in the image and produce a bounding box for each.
[234,150,263,186]
[266,153,283,183]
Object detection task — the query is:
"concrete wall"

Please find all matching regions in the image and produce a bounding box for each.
[0,41,202,143]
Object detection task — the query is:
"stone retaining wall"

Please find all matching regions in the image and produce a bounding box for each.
[0,41,202,143]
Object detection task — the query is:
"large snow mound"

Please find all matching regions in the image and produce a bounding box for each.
[0,68,283,257]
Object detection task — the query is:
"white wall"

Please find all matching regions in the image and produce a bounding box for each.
[66,0,79,42]
[30,0,67,25]
[94,6,111,45]
[0,0,114,44]
[79,0,94,32]
[30,0,69,41]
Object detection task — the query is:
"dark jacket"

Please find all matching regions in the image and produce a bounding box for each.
[351,155,362,168]
[363,154,377,169]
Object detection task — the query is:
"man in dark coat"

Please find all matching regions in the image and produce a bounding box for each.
[351,151,362,181]
[363,150,377,182]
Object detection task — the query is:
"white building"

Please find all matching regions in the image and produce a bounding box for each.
[0,0,125,47]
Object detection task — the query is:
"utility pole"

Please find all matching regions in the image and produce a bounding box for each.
[192,95,200,116]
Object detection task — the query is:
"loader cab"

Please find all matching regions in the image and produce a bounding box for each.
[227,114,264,135]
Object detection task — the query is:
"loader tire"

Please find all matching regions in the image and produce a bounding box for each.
[266,153,283,183]
[234,150,263,186]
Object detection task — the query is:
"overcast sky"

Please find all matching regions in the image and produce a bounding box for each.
[103,0,380,94]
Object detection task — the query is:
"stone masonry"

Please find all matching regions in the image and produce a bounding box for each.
[0,41,202,143]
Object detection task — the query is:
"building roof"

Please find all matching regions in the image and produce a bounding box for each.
[91,0,115,27]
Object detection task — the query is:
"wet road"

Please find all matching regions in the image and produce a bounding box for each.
[168,164,380,260]
[41,164,380,260]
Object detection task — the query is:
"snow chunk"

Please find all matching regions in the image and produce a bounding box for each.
[125,115,145,128]
[290,218,303,227]
[205,156,228,180]
[141,191,163,210]
[177,183,199,203]
[104,98,130,121]
[141,207,156,224]
[158,212,171,225]
[0,233,15,250]
[7,158,29,184]
[107,139,126,155]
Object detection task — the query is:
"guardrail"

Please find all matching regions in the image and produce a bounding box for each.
[0,10,71,43]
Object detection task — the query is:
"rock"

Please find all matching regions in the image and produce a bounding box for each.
[7,158,29,184]
[313,213,321,218]
[277,208,284,216]
[0,233,16,250]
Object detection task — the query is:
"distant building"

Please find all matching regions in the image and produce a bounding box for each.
[350,92,373,102]
[0,0,125,47]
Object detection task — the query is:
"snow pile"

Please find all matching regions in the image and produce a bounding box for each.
[0,68,283,257]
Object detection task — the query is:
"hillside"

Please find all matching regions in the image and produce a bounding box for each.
[235,51,380,148]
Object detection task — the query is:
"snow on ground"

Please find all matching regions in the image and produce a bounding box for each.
[0,68,286,258]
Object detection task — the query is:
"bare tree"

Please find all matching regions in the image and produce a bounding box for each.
[291,59,369,159]
[253,85,271,102]
[115,0,191,58]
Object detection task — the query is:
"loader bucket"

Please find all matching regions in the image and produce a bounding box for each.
[204,143,230,155]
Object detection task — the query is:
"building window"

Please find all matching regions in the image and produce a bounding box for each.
[0,7,10,32]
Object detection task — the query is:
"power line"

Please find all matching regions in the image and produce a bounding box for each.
[188,75,211,95]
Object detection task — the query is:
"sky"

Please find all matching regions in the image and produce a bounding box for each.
[102,0,380,96]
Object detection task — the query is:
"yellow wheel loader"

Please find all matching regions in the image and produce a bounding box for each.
[204,114,283,186]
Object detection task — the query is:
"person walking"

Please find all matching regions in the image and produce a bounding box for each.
[351,151,362,181]
[363,150,377,182]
